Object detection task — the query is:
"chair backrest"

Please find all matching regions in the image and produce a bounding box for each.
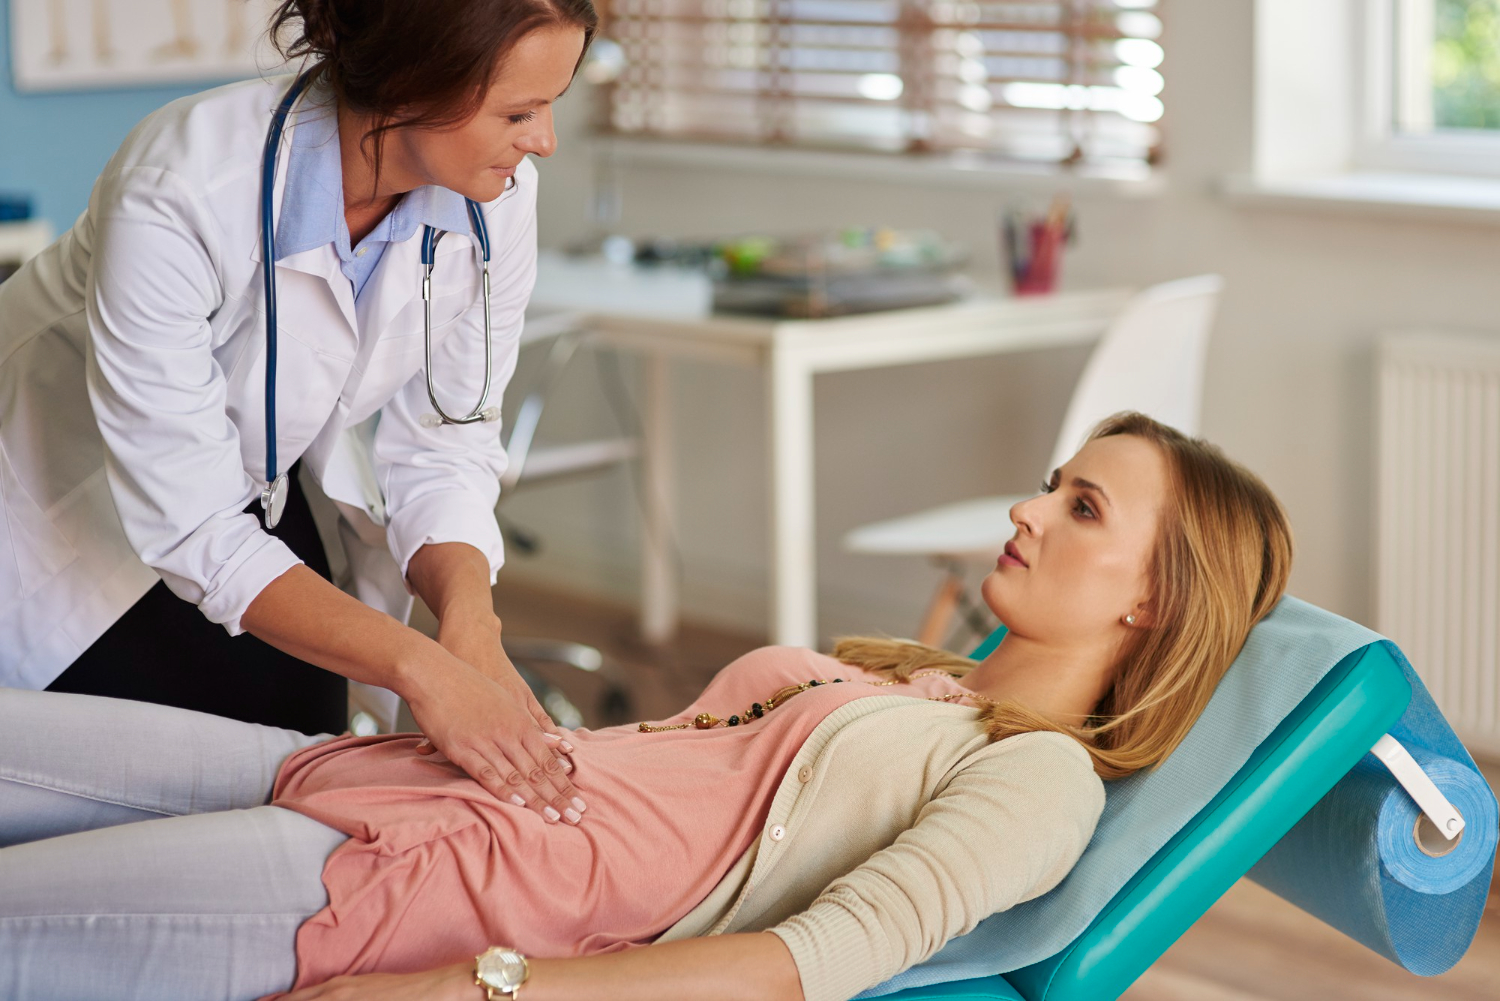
[1046,274,1222,473]
[949,621,1414,1001]
[1003,642,1411,1001]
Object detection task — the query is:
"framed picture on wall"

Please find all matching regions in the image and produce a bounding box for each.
[10,0,288,92]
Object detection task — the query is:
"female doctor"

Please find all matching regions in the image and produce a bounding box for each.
[0,0,596,825]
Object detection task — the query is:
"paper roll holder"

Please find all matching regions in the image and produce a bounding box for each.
[1370,733,1466,852]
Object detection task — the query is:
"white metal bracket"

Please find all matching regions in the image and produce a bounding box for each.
[1370,733,1466,840]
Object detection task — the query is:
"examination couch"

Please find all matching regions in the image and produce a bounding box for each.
[880,612,1467,1000]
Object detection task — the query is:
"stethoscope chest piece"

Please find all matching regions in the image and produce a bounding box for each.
[261,473,289,531]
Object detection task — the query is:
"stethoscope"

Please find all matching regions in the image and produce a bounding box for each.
[258,71,500,529]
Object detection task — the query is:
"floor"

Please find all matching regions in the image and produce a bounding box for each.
[474,577,1500,1001]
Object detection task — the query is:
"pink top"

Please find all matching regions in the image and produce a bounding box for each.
[271,646,974,991]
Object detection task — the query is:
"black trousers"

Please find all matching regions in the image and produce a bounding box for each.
[46,465,348,736]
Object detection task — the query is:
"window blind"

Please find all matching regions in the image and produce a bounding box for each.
[599,0,1165,172]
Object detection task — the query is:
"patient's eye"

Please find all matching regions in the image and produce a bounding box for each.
[1073,496,1097,519]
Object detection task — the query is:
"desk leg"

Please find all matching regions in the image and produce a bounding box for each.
[767,351,817,648]
[640,351,678,644]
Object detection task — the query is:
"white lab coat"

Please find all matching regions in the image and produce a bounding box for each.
[0,74,534,714]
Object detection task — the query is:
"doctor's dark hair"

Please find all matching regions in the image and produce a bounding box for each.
[832,412,1294,781]
[269,0,597,172]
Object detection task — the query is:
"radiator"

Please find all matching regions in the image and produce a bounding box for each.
[1376,331,1500,757]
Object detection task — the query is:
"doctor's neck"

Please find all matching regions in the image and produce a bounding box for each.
[336,104,416,236]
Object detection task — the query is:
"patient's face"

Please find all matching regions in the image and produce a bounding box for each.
[980,434,1167,648]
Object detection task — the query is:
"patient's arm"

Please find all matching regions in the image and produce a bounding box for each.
[280,931,802,1001]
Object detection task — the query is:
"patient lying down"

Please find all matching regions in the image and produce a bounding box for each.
[0,413,1291,1001]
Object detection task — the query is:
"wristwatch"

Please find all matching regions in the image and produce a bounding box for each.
[474,945,530,999]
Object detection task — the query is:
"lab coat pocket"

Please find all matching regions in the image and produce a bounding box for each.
[0,435,78,603]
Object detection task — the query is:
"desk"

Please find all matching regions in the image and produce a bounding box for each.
[528,252,1130,648]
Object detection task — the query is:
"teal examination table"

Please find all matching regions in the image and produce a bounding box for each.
[869,597,1498,1001]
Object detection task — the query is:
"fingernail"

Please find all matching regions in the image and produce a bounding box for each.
[510,795,526,807]
[571,797,587,814]
[563,808,582,824]
[541,732,560,741]
[543,806,561,822]
[561,759,573,772]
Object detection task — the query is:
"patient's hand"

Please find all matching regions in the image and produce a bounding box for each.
[280,962,474,1001]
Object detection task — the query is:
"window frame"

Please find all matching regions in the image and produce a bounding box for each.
[1355,0,1500,178]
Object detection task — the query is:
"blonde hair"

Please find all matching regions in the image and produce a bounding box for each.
[833,412,1293,780]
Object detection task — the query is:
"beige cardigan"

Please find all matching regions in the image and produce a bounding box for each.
[656,696,1106,1001]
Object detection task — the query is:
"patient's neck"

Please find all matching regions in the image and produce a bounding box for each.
[959,633,1117,727]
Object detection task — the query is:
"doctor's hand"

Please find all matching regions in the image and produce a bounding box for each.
[403,644,586,826]
[434,612,566,740]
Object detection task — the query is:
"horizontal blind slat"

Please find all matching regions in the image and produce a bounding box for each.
[601,0,1164,165]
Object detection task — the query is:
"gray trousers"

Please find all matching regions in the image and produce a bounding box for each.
[0,688,348,1000]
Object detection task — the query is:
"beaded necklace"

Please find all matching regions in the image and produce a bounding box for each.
[636,668,1001,733]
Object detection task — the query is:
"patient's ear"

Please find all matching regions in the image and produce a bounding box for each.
[1122,603,1154,629]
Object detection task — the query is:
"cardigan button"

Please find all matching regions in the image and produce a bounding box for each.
[768,824,786,841]
[797,765,813,783]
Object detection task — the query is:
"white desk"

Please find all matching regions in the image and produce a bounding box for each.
[528,252,1130,648]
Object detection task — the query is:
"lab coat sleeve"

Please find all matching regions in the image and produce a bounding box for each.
[84,166,301,634]
[766,733,1106,1001]
[373,178,536,582]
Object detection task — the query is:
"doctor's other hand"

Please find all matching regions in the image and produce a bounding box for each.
[403,649,585,825]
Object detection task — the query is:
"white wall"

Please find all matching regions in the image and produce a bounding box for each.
[500,0,1500,644]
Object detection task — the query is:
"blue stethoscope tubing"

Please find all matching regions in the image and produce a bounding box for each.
[258,70,496,529]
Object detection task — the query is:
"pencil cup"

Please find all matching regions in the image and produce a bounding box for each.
[1000,197,1074,297]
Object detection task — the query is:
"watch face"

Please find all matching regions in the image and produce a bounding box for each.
[477,948,527,990]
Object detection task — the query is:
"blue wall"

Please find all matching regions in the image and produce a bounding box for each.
[0,0,230,228]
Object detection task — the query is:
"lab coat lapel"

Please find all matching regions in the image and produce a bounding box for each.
[247,236,359,359]
[359,186,490,355]
[356,232,423,361]
[289,252,358,346]
[306,233,423,483]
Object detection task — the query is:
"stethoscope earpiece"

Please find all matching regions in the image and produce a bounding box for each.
[419,407,500,429]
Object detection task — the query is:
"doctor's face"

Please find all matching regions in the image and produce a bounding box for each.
[392,24,586,202]
[979,434,1167,649]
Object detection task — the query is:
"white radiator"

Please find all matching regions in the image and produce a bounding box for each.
[1376,331,1500,758]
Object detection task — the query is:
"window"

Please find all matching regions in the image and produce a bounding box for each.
[596,0,1166,175]
[1361,0,1500,176]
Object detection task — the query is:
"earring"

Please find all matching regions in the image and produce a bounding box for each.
[1125,614,1137,625]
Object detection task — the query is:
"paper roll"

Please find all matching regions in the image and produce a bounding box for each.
[1249,747,1498,976]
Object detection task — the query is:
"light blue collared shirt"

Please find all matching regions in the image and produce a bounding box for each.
[274,100,473,300]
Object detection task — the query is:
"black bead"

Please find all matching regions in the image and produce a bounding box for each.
[834,678,844,683]
[751,703,764,717]
[809,679,822,686]
[728,715,740,726]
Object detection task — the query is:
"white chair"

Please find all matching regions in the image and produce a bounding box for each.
[844,274,1223,646]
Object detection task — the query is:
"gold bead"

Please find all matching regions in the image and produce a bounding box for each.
[693,713,719,729]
